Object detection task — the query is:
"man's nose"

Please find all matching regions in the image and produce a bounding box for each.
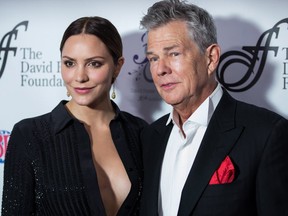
[156,58,171,76]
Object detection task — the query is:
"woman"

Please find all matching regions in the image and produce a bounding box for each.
[2,16,147,216]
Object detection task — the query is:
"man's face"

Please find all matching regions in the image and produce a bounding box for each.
[146,21,213,110]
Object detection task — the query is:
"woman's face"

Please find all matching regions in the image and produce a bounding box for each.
[61,34,123,107]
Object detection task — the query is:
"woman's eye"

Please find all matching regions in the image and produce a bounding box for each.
[88,61,102,68]
[64,60,74,67]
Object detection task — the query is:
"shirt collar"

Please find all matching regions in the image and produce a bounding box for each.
[51,100,125,134]
[166,83,223,126]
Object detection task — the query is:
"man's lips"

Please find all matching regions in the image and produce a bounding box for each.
[160,82,177,90]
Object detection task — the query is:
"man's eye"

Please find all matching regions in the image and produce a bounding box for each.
[170,52,180,57]
[148,57,158,62]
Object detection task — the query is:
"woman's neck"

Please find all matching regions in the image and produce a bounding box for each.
[65,100,115,127]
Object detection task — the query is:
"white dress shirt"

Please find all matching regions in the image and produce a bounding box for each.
[158,84,223,216]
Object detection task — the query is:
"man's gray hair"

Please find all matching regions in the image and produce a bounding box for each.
[140,0,217,54]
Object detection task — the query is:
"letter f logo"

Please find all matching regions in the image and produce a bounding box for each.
[0,21,29,79]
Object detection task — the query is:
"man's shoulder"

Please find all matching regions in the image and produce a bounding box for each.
[150,113,170,127]
[236,99,285,122]
[220,90,286,123]
[222,96,288,131]
[141,114,171,137]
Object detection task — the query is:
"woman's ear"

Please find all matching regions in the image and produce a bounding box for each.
[206,44,220,75]
[112,57,125,83]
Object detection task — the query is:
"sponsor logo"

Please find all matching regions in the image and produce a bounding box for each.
[128,32,160,102]
[128,32,152,83]
[0,21,64,87]
[217,18,288,91]
[0,130,10,163]
[0,21,28,79]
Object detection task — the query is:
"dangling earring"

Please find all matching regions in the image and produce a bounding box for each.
[67,91,71,97]
[111,84,116,99]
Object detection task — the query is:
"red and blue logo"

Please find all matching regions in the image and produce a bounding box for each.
[0,130,10,163]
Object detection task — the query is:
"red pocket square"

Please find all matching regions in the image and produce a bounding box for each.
[209,156,235,185]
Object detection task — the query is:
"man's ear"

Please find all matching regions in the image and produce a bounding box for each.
[206,44,220,75]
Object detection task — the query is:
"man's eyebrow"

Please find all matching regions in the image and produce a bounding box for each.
[146,45,179,55]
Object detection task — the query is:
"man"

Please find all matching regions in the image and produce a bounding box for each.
[139,0,288,215]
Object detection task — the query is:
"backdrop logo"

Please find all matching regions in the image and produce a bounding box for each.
[129,32,152,83]
[0,130,10,163]
[127,32,161,102]
[0,21,29,79]
[217,18,288,92]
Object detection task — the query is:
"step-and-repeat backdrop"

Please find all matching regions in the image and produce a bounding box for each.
[1,0,288,208]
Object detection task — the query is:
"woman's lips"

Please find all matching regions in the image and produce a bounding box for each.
[74,87,93,94]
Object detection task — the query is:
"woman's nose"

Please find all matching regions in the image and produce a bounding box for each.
[75,66,88,82]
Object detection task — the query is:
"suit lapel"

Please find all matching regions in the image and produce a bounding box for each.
[178,91,244,215]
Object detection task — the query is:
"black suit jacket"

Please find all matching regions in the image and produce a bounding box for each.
[140,91,288,216]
